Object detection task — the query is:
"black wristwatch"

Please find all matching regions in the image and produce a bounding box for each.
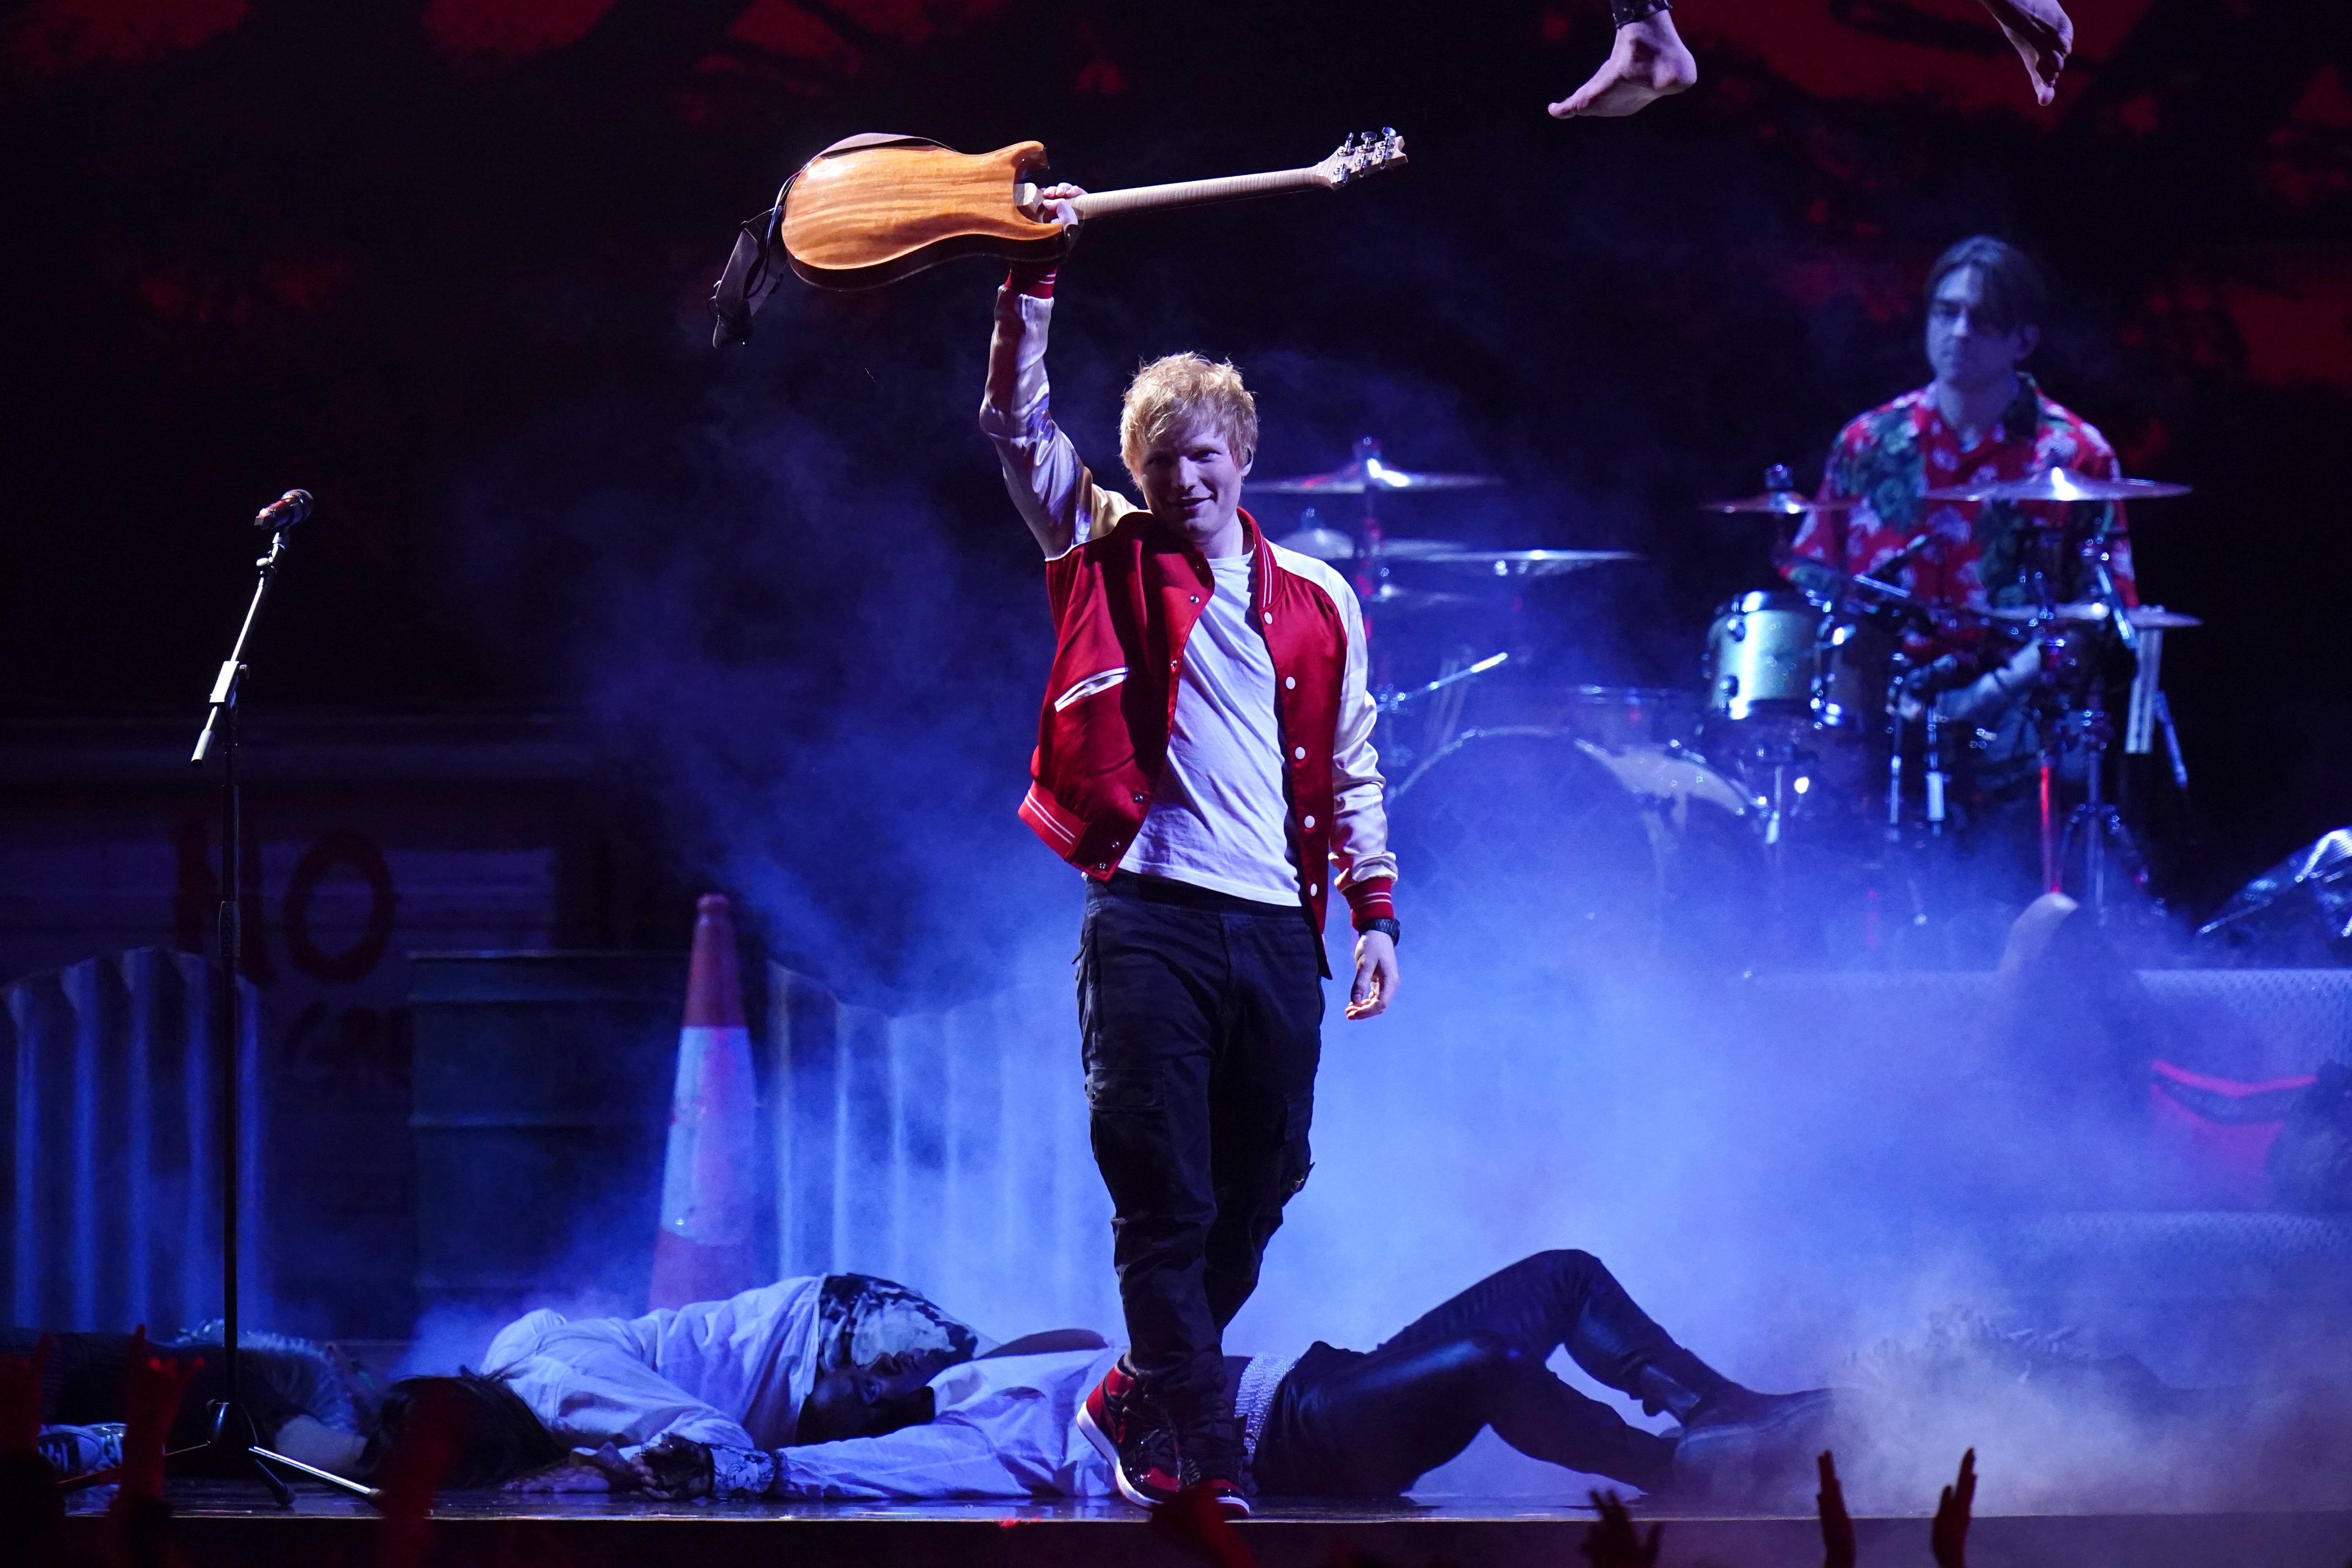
[1611,0,1671,26]
[1359,917,1401,946]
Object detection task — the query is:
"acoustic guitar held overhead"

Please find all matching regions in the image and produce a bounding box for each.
[779,130,1407,290]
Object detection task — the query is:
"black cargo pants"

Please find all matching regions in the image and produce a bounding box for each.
[1078,871,1324,1437]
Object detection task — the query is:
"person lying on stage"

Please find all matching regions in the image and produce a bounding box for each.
[374,1250,1829,1505]
[1550,0,2075,120]
[347,1272,986,1485]
[6,1326,370,1481]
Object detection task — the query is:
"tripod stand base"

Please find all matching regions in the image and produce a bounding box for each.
[156,1401,294,1508]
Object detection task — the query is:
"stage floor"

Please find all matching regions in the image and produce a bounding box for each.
[62,1482,2352,1568]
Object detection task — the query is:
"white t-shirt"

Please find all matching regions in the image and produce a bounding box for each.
[1117,551,1297,905]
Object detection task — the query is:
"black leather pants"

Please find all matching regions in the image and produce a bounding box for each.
[1252,1250,1713,1495]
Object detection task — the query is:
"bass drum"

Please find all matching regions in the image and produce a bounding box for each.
[1389,728,1763,972]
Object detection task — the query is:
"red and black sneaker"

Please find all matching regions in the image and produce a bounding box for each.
[1181,1427,1253,1517]
[1077,1363,1185,1507]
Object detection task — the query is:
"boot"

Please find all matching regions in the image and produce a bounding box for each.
[1669,1387,1840,1507]
[1628,1347,1738,1421]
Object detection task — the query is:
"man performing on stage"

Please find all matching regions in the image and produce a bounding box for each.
[1785,234,2135,852]
[976,185,1401,1513]
[412,1250,1828,1505]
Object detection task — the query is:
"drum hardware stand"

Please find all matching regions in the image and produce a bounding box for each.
[1374,650,1509,716]
[2058,686,2149,922]
[1375,650,1509,773]
[183,495,312,1510]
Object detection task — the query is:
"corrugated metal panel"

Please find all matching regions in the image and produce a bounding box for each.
[2,947,263,1332]
[771,967,1116,1339]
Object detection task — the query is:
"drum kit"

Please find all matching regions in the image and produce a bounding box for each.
[1256,444,2200,959]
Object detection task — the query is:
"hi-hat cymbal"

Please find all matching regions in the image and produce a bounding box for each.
[1269,528,1466,562]
[1988,602,2203,629]
[1703,490,1857,515]
[1424,549,1644,579]
[1920,466,2191,503]
[1252,457,1503,495]
[1704,464,1855,515]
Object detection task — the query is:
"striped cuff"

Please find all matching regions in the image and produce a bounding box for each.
[1610,0,1671,25]
[1005,267,1057,298]
[1343,876,1395,928]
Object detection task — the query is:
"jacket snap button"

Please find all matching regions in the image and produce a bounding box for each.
[1190,595,1200,604]
[1132,793,1145,804]
[1283,676,1296,690]
[1169,659,1179,671]
[1303,815,1316,830]
[1293,746,1306,760]
[1263,612,1273,625]
[1094,863,1107,871]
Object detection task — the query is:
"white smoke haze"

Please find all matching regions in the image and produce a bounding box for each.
[434,245,2351,1519]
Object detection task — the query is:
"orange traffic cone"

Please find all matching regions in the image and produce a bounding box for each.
[649,894,759,1310]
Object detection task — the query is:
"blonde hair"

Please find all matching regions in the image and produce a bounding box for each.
[1118,353,1258,481]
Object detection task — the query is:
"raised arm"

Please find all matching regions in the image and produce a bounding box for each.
[976,186,1138,559]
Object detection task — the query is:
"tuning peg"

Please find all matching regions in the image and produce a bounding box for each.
[1381,126,1396,140]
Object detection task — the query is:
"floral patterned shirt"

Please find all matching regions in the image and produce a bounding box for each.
[1789,375,2136,654]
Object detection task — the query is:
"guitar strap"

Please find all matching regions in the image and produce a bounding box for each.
[709,132,944,349]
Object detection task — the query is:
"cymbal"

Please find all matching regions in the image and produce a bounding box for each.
[1987,602,2203,629]
[1703,490,1856,515]
[1919,466,2191,503]
[1252,457,1503,495]
[1364,583,1481,612]
[1424,549,1645,579]
[1378,537,1471,560]
[1269,529,1467,563]
[1272,525,1356,562]
[1704,464,1854,515]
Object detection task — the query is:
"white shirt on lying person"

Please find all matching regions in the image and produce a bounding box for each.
[764,1347,1122,1500]
[484,1277,825,1451]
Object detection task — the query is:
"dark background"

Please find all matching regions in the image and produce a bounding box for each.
[7,0,2352,966]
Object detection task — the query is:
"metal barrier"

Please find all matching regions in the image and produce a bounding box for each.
[2,947,263,1331]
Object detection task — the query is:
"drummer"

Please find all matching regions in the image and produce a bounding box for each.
[1786,234,2135,730]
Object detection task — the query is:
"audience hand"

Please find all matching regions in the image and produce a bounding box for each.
[1817,1451,1856,1568]
[0,1337,48,1459]
[1550,13,1698,119]
[1931,1448,1977,1568]
[1581,1490,1663,1568]
[117,1328,201,1504]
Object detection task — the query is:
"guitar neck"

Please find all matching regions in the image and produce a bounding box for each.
[1071,166,1325,221]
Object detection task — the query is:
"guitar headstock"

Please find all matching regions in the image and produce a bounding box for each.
[1313,128,1408,188]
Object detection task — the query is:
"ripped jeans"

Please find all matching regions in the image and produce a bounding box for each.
[1079,872,1324,1438]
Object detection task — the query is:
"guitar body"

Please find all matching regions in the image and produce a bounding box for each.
[781,139,1071,290]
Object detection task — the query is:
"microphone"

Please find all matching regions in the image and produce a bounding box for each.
[254,489,312,531]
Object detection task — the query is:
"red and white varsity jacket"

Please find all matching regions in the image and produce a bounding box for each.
[978,283,1396,937]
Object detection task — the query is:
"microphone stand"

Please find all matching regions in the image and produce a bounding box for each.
[183,515,298,1508]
